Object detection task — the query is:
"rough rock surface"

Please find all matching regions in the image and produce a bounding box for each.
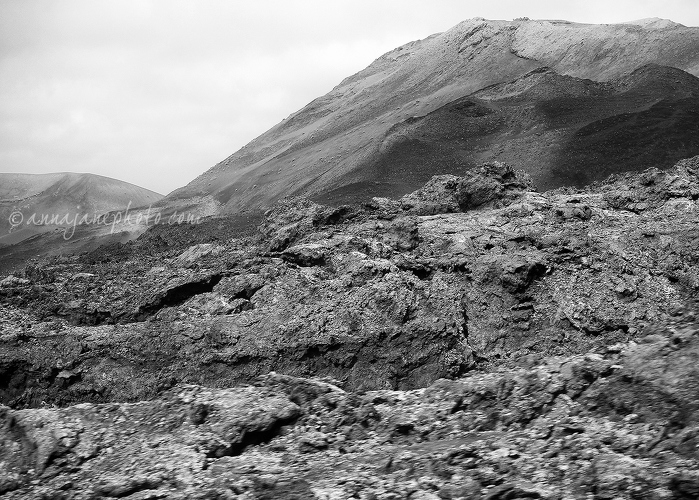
[1,157,699,497]
[2,325,698,499]
[398,162,535,215]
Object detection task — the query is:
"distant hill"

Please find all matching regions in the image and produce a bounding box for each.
[0,172,162,247]
[162,18,699,213]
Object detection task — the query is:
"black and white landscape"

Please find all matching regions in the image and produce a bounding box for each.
[2,8,699,500]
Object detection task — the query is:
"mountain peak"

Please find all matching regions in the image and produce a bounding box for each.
[164,18,699,214]
[622,17,685,29]
[0,172,164,247]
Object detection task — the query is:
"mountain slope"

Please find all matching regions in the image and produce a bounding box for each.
[313,64,699,203]
[0,172,163,246]
[164,18,699,213]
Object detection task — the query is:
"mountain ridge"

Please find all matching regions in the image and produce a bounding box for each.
[0,172,163,247]
[162,18,699,215]
[0,172,162,203]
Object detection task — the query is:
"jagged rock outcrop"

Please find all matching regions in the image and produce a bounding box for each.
[1,157,698,409]
[397,161,535,215]
[1,322,698,499]
[2,156,699,497]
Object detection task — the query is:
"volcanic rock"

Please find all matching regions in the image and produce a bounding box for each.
[2,156,699,497]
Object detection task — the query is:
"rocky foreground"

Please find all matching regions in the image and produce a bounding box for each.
[1,158,699,498]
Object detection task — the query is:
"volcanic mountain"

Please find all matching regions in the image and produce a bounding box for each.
[314,64,699,204]
[164,17,699,213]
[0,172,163,247]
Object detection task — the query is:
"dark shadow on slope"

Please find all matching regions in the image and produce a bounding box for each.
[316,65,699,205]
[551,97,699,186]
[313,139,473,206]
[313,99,502,206]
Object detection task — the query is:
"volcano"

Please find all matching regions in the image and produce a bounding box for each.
[163,18,699,213]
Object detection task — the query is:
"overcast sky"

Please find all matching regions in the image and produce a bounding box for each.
[1,0,697,195]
